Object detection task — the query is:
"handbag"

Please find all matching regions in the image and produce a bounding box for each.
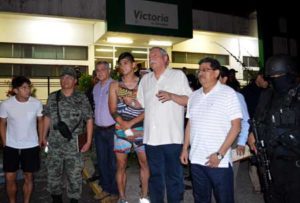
[55,91,73,141]
[55,91,84,148]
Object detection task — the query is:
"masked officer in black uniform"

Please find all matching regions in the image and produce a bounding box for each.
[249,54,300,203]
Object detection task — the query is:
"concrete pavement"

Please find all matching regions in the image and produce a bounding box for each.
[0,151,263,203]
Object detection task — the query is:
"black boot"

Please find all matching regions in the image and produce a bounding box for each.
[51,194,63,203]
[70,198,78,203]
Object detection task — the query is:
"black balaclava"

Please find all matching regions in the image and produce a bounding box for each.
[270,74,296,95]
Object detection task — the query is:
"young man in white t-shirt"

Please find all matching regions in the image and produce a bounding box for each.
[0,76,43,203]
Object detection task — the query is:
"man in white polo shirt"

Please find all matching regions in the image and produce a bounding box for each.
[180,57,242,203]
[137,47,192,203]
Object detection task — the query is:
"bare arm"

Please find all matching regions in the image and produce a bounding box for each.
[247,132,257,153]
[37,116,43,147]
[41,116,51,147]
[80,118,93,153]
[218,118,241,155]
[156,90,189,106]
[180,120,190,165]
[0,118,7,146]
[109,82,125,125]
[206,118,241,167]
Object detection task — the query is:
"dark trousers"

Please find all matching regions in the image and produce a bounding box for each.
[270,158,300,203]
[191,164,234,203]
[94,126,118,195]
[145,144,184,203]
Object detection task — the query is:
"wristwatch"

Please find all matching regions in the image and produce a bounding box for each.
[216,152,224,160]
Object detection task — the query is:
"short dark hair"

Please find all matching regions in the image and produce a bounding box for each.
[11,76,31,89]
[220,66,230,78]
[118,52,135,64]
[198,57,221,70]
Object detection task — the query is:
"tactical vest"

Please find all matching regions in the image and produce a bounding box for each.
[255,84,300,157]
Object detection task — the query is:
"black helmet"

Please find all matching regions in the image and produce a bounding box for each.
[265,54,297,77]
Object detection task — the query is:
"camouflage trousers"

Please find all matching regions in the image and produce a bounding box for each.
[47,147,84,199]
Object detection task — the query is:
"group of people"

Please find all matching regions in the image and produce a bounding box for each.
[0,46,299,203]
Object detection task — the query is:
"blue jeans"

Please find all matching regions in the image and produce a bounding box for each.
[94,126,118,195]
[145,144,184,203]
[191,164,234,203]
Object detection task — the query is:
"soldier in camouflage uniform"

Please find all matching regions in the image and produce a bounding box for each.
[41,67,93,203]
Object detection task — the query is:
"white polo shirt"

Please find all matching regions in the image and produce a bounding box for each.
[0,96,43,149]
[187,81,242,167]
[137,68,192,146]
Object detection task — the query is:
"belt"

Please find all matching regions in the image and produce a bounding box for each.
[96,124,115,130]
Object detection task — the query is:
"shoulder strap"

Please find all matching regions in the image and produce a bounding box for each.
[56,90,61,122]
[56,90,82,132]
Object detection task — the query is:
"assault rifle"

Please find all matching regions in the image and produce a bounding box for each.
[251,119,272,203]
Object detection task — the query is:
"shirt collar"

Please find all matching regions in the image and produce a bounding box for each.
[151,67,170,81]
[200,80,221,96]
[99,78,112,88]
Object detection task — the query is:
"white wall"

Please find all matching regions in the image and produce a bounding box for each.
[171,31,259,80]
[0,13,101,101]
[0,13,95,46]
[0,13,103,73]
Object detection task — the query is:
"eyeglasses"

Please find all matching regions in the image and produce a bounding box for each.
[198,68,214,73]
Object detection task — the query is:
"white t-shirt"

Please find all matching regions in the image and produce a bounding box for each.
[0,96,43,149]
[186,81,242,167]
[137,68,192,145]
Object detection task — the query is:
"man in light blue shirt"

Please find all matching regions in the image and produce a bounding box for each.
[219,66,250,189]
[92,61,118,201]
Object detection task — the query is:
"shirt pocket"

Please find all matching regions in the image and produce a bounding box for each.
[27,111,36,120]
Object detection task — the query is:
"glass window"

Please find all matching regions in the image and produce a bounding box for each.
[33,45,63,59]
[23,44,33,58]
[172,52,187,63]
[172,51,229,65]
[0,43,12,58]
[243,56,259,67]
[1,43,87,60]
[65,46,88,60]
[95,45,114,58]
[0,64,13,76]
[0,64,88,77]
[13,44,22,58]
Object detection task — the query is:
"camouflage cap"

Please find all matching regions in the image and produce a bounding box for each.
[60,67,77,78]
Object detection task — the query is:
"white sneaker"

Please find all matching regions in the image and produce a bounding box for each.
[139,197,150,203]
[117,199,128,203]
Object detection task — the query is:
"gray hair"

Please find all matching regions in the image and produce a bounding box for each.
[150,47,170,66]
[95,61,110,70]
[150,47,168,57]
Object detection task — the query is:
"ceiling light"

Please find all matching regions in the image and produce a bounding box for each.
[107,37,133,44]
[96,48,116,52]
[148,40,172,46]
[131,50,148,54]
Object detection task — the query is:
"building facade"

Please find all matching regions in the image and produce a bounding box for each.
[0,0,261,102]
